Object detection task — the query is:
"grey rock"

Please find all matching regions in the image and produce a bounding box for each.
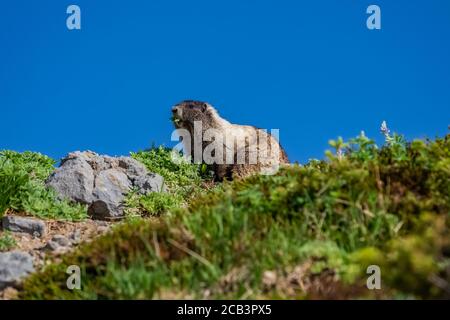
[134,173,165,194]
[86,153,119,172]
[46,156,94,204]
[102,156,119,169]
[89,169,131,219]
[118,157,148,179]
[51,235,71,247]
[2,216,46,238]
[86,154,110,172]
[0,251,34,289]
[46,151,164,219]
[45,240,60,251]
[45,235,71,252]
[62,151,93,163]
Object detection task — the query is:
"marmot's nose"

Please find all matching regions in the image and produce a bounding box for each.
[172,106,178,114]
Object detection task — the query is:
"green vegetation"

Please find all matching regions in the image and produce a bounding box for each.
[0,147,208,221]
[0,151,86,220]
[126,146,212,216]
[19,129,450,299]
[0,232,17,251]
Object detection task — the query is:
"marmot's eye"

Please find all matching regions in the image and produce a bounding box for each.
[188,104,195,109]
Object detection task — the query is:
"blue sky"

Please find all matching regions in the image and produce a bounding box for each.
[1,0,449,163]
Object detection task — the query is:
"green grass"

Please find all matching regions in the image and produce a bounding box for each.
[0,151,87,220]
[19,129,450,299]
[0,232,17,252]
[126,146,213,216]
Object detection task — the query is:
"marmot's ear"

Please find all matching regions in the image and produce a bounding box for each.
[201,104,208,112]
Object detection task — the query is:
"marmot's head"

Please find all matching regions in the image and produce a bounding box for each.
[171,100,218,129]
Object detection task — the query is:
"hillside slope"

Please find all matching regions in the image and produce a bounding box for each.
[17,130,450,299]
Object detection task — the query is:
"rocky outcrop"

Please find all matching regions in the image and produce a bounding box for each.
[46,151,164,219]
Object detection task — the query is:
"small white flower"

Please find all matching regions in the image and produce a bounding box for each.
[380,121,390,135]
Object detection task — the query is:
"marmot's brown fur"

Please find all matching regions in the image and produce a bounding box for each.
[171,100,289,180]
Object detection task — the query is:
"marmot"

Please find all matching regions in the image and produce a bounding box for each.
[171,100,289,180]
